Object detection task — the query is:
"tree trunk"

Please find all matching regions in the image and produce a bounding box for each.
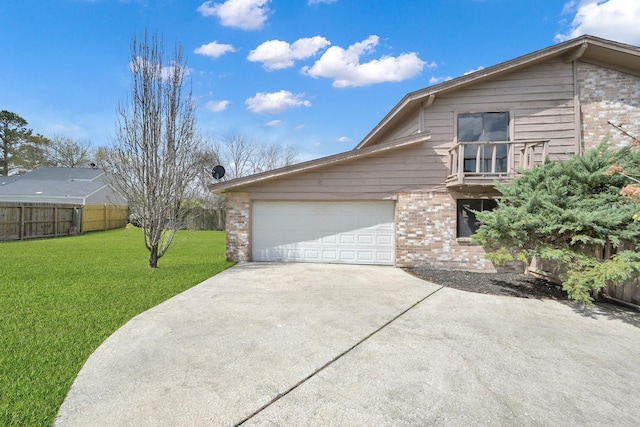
[149,243,159,268]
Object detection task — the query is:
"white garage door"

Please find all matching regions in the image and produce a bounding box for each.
[252,201,395,265]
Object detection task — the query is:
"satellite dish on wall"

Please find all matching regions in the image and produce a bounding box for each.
[212,165,226,180]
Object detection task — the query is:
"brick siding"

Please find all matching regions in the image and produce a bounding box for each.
[225,192,250,262]
[395,191,497,271]
[578,62,640,151]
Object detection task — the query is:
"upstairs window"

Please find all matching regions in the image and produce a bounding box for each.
[457,199,498,238]
[458,112,510,142]
[458,112,510,174]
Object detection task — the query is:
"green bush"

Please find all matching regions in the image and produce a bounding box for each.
[473,143,640,304]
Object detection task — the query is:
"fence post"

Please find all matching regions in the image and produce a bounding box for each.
[20,205,24,240]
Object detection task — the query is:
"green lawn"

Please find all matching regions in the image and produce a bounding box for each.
[0,227,234,426]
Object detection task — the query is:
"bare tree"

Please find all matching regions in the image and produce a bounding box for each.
[105,31,201,268]
[213,131,299,180]
[47,135,93,167]
[214,131,259,179]
[254,143,298,173]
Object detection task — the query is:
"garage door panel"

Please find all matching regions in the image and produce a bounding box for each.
[252,201,395,265]
[339,251,356,261]
[322,235,338,244]
[340,235,355,244]
[377,235,393,245]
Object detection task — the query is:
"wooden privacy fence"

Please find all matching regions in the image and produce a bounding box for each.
[0,203,128,241]
[531,252,640,307]
[81,204,129,232]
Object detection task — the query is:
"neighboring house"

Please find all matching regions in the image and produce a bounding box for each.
[209,35,640,272]
[0,167,127,205]
[0,167,128,238]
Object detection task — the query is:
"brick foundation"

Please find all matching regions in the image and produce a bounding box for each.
[395,191,498,272]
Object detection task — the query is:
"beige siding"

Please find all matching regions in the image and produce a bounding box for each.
[382,109,421,142]
[422,59,577,161]
[243,143,448,199]
[239,60,583,198]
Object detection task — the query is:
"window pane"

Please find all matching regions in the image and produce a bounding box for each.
[458,113,483,142]
[495,144,508,172]
[458,112,509,142]
[482,199,498,211]
[483,112,509,141]
[479,145,492,173]
[457,199,498,238]
[457,200,482,238]
[463,144,477,172]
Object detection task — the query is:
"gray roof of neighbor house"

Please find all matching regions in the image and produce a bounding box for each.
[0,167,126,205]
[12,167,106,182]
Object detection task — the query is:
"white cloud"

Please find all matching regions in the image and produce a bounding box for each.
[205,100,230,112]
[337,136,352,143]
[308,0,337,4]
[245,90,311,114]
[247,36,331,70]
[556,0,640,45]
[302,35,429,88]
[429,76,452,85]
[129,57,192,80]
[194,41,236,58]
[161,63,192,80]
[265,119,282,126]
[197,0,270,31]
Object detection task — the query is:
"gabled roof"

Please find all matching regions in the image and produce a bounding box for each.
[210,35,640,195]
[357,35,640,149]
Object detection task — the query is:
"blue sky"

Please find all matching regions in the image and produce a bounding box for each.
[1,0,639,160]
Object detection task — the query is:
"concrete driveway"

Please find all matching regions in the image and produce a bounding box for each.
[56,263,640,426]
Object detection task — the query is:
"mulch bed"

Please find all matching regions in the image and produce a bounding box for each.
[404,268,568,300]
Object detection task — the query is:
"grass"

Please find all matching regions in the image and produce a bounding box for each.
[0,227,234,426]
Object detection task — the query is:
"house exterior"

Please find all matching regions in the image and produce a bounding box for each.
[209,35,640,272]
[0,167,127,205]
[0,167,128,239]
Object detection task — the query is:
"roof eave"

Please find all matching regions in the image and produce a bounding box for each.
[208,130,431,194]
[356,35,639,149]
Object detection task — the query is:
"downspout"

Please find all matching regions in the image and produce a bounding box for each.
[573,60,583,156]
[564,42,588,156]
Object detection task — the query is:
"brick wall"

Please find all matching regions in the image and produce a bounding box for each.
[578,62,640,151]
[225,192,250,262]
[395,191,497,271]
